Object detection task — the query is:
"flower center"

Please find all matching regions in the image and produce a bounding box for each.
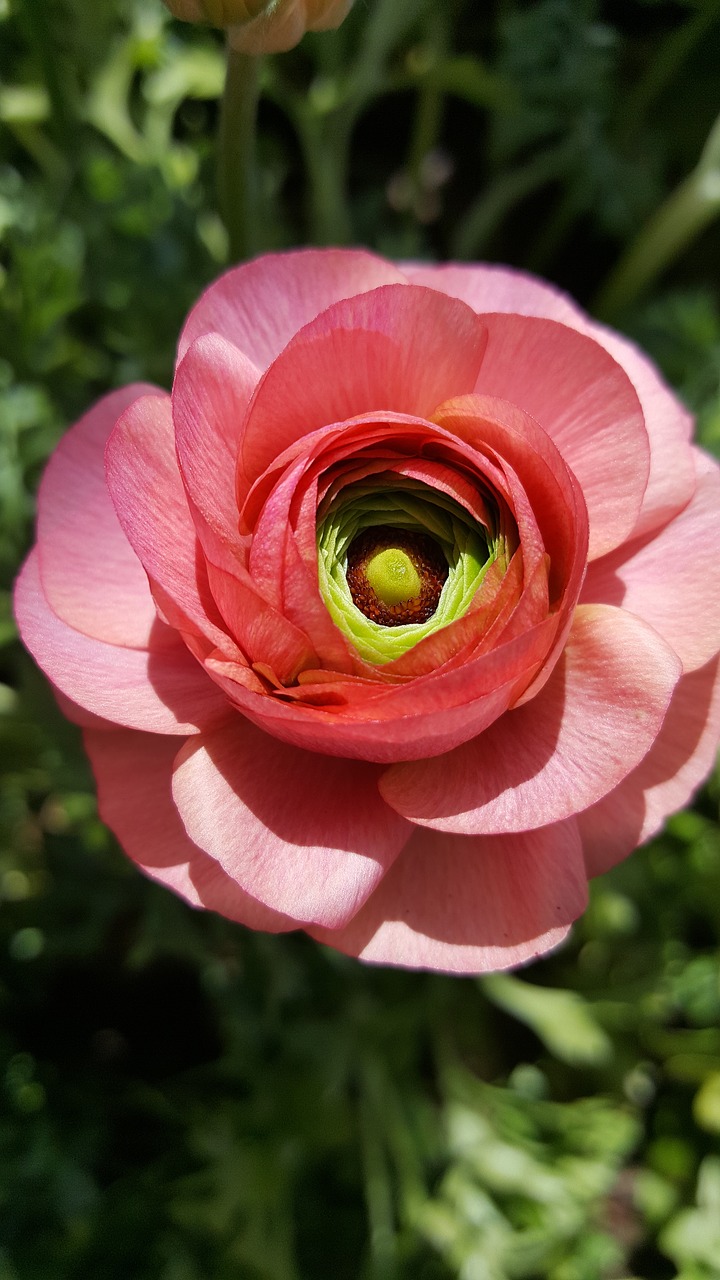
[345,526,448,626]
[316,475,507,664]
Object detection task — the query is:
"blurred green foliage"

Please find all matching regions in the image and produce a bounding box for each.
[1,0,720,1276]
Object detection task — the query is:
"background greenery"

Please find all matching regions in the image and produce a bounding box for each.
[2,1,720,1276]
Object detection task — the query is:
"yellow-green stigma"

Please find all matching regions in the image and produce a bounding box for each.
[365,548,422,606]
[346,526,448,626]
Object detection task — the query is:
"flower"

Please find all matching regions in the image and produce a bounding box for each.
[14,250,720,973]
[163,0,355,54]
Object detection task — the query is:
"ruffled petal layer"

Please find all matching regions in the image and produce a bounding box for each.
[106,393,239,655]
[407,262,695,542]
[172,718,413,926]
[309,821,587,974]
[240,284,488,482]
[380,605,682,832]
[85,727,295,930]
[580,655,720,876]
[582,448,720,672]
[36,384,163,649]
[15,552,228,734]
[178,248,407,368]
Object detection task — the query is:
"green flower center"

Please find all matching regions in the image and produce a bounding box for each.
[317,476,507,664]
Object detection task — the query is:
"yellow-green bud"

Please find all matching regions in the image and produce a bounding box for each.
[163,0,354,53]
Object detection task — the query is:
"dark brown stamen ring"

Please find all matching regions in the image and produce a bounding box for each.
[345,525,449,627]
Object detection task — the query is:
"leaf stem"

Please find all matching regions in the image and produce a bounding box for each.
[595,111,720,319]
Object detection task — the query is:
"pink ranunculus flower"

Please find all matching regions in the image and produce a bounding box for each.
[163,0,355,54]
[14,250,720,973]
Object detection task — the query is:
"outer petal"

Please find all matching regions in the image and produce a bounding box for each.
[381,604,682,833]
[106,394,238,655]
[240,284,488,483]
[405,262,583,324]
[579,655,720,876]
[582,448,720,672]
[309,822,587,974]
[409,262,694,541]
[177,249,407,369]
[84,728,294,931]
[14,552,228,734]
[36,384,163,649]
[172,718,413,927]
[585,323,695,539]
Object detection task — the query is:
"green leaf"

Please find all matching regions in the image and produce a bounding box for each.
[482,974,613,1067]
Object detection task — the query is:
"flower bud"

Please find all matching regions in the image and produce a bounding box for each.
[163,0,354,54]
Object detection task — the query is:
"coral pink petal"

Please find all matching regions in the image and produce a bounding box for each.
[84,728,294,931]
[579,655,720,876]
[410,262,695,541]
[405,261,585,324]
[173,333,259,555]
[309,821,587,974]
[53,691,119,731]
[105,393,235,653]
[582,448,720,672]
[14,551,228,733]
[432,395,588,602]
[36,384,163,648]
[206,559,316,684]
[171,718,413,927]
[582,323,695,539]
[240,284,488,483]
[380,604,682,833]
[178,248,407,368]
[474,314,649,559]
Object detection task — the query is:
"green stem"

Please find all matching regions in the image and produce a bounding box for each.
[620,2,720,147]
[406,10,447,183]
[218,42,262,263]
[595,111,720,319]
[14,0,75,146]
[358,1055,399,1278]
[525,181,584,275]
[297,109,353,245]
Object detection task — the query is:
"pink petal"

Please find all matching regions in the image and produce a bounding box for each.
[105,393,237,654]
[206,559,317,684]
[173,333,259,559]
[380,604,682,833]
[177,248,407,368]
[207,615,557,763]
[36,384,163,648]
[14,551,228,733]
[405,261,584,323]
[171,718,413,927]
[409,262,695,542]
[474,314,649,560]
[582,447,720,672]
[432,395,588,608]
[579,654,720,876]
[309,821,587,974]
[84,728,294,930]
[584,324,695,539]
[240,284,488,483]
